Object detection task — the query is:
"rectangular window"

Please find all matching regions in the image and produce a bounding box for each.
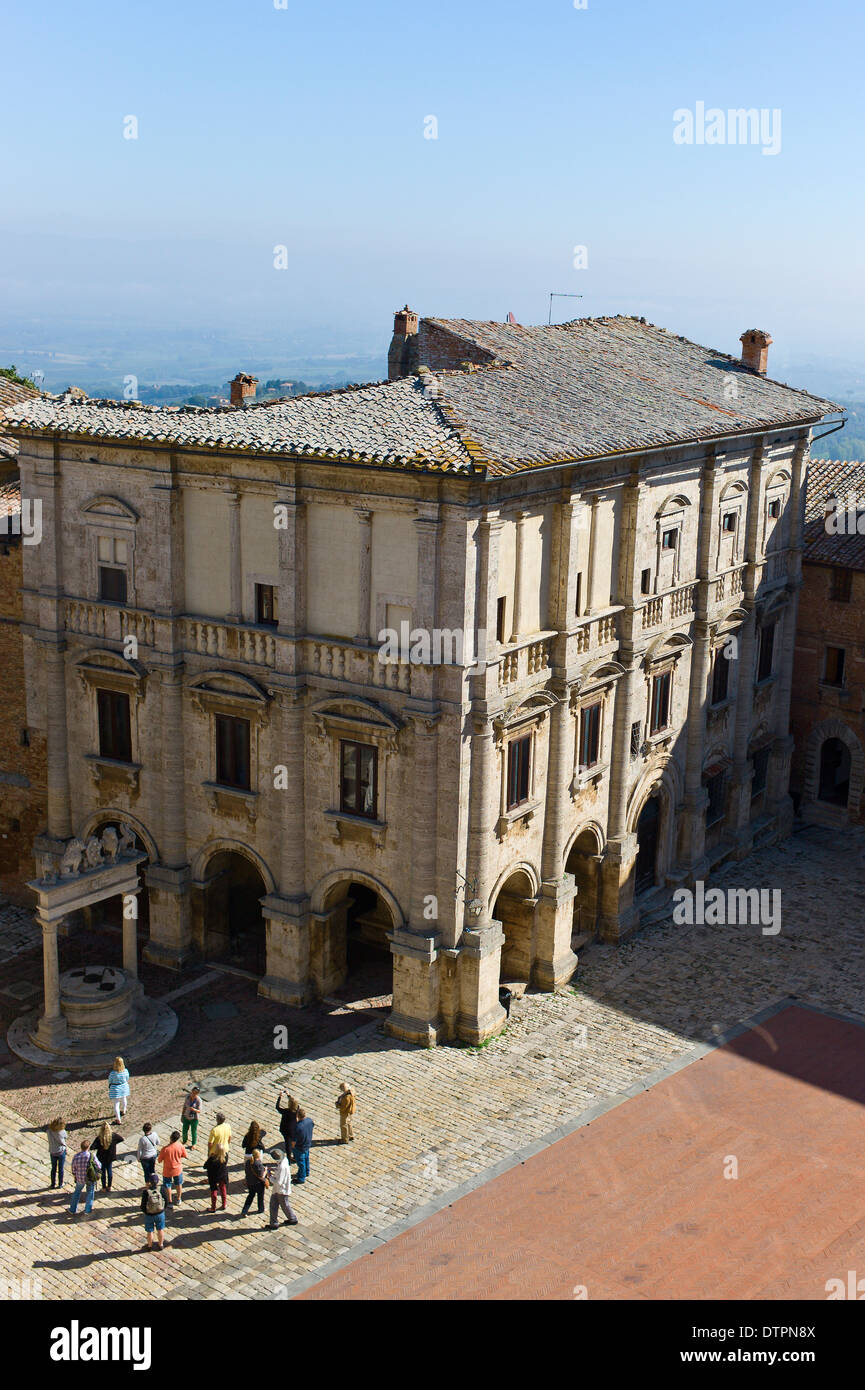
[711,647,730,706]
[830,567,852,602]
[640,568,651,595]
[99,565,127,605]
[767,498,781,519]
[255,583,278,626]
[339,740,378,818]
[722,512,737,533]
[705,770,727,826]
[756,623,775,683]
[824,646,846,687]
[579,701,602,770]
[506,734,532,810]
[662,529,678,550]
[574,573,582,616]
[215,714,251,790]
[752,746,771,796]
[97,689,132,763]
[650,671,672,734]
[496,596,507,645]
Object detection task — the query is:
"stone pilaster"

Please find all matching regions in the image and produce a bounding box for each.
[226,490,242,623]
[679,618,712,873]
[354,507,372,644]
[258,894,312,1006]
[36,915,67,1049]
[276,488,305,640]
[510,510,527,640]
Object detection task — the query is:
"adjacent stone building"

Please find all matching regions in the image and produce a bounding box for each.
[790,458,865,824]
[5,313,838,1043]
[1,373,47,902]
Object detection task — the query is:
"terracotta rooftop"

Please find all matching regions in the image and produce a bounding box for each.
[803,458,865,572]
[0,373,41,461]
[3,317,841,475]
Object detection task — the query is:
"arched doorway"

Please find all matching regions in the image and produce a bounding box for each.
[818,738,851,806]
[315,879,394,1005]
[199,851,267,976]
[565,829,603,940]
[635,794,661,894]
[493,870,536,983]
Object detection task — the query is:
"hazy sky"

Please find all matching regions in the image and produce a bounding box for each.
[2,0,864,366]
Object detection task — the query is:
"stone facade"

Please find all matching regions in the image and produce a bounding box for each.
[7,315,832,1045]
[790,460,865,825]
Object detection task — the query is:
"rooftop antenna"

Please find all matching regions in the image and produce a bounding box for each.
[548,293,584,325]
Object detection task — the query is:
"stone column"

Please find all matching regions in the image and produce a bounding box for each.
[586,496,602,614]
[36,915,67,1049]
[227,491,242,623]
[44,640,72,842]
[679,619,712,872]
[143,665,192,970]
[276,489,306,640]
[354,508,372,644]
[259,690,310,1005]
[477,512,503,662]
[510,511,528,641]
[601,655,641,939]
[457,715,505,1042]
[535,689,578,988]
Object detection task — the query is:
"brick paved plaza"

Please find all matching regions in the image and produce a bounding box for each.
[1,821,864,1301]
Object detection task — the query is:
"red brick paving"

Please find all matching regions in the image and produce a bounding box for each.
[299,1006,865,1301]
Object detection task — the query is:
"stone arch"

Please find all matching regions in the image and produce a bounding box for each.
[310,868,405,929]
[78,808,159,863]
[564,823,605,938]
[627,758,682,896]
[803,719,865,817]
[192,838,276,895]
[492,865,539,984]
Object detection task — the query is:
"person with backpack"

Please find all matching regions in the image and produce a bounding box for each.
[91,1122,124,1191]
[157,1129,188,1207]
[181,1086,202,1149]
[335,1083,357,1143]
[69,1140,100,1215]
[107,1056,130,1124]
[140,1173,166,1250]
[292,1108,314,1184]
[240,1148,269,1216]
[204,1148,229,1213]
[47,1117,68,1188]
[137,1123,160,1183]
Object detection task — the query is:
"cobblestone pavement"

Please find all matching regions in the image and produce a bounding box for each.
[0,822,863,1301]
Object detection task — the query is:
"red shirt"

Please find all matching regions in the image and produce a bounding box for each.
[158,1141,187,1176]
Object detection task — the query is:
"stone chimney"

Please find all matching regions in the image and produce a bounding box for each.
[229,372,258,406]
[388,305,419,381]
[739,329,773,376]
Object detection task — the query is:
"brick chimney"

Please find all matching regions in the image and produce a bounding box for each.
[739,329,773,376]
[229,372,258,406]
[388,305,419,381]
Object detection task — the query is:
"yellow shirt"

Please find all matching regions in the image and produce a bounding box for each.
[208,1122,232,1157]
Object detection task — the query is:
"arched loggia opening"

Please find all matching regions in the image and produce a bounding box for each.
[493,870,537,984]
[314,878,395,1007]
[565,829,603,940]
[818,738,851,806]
[635,794,661,895]
[198,850,267,977]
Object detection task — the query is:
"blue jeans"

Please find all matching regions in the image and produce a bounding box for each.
[294,1148,310,1182]
[144,1211,166,1234]
[51,1154,66,1186]
[70,1181,96,1214]
[141,1157,156,1182]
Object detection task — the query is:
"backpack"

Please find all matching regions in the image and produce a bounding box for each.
[86,1155,99,1184]
[144,1186,165,1215]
